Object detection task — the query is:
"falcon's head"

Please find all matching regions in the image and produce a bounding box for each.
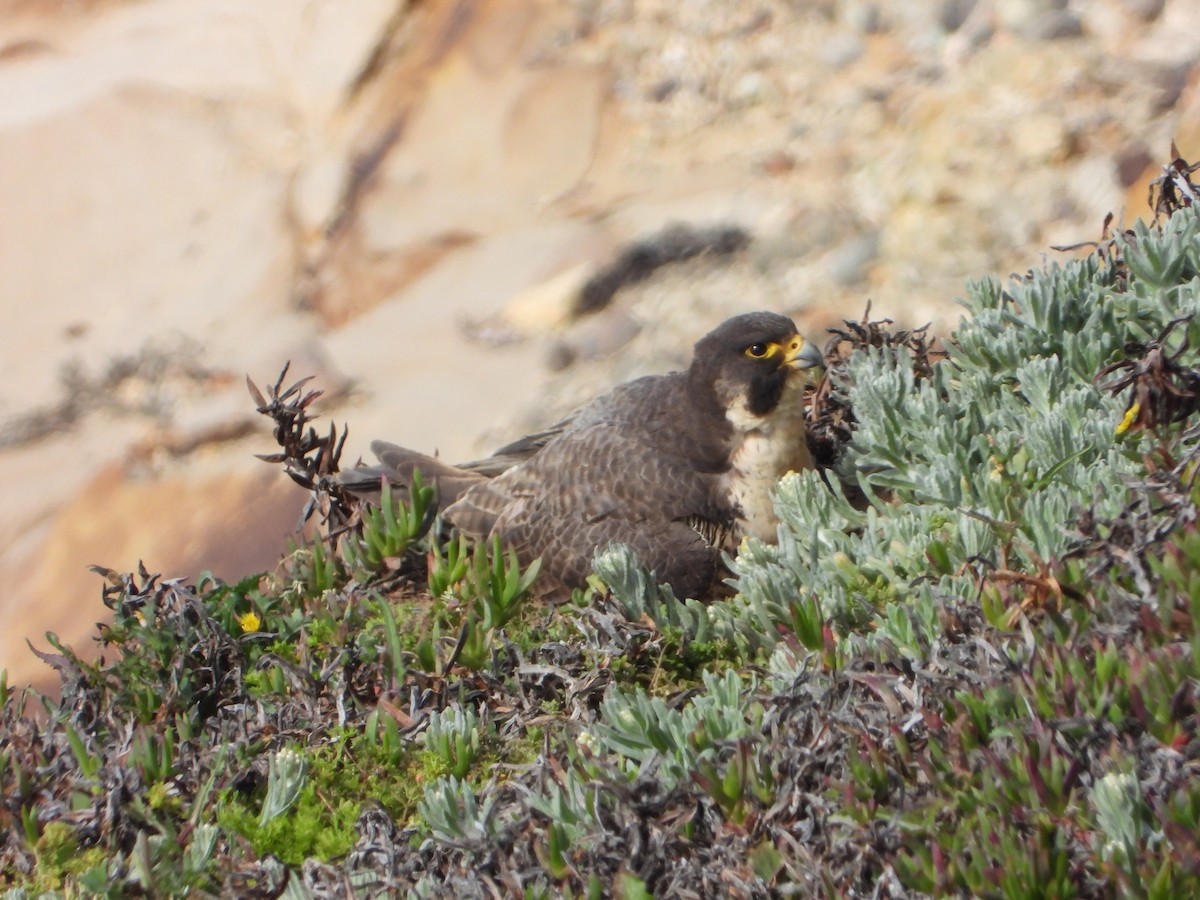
[688,311,824,427]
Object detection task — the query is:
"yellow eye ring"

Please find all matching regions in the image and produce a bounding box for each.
[745,342,773,359]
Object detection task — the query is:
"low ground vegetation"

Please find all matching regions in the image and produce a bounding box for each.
[3,161,1200,897]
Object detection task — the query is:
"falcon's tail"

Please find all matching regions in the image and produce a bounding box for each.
[338,441,487,511]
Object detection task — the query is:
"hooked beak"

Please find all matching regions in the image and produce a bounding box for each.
[783,335,825,372]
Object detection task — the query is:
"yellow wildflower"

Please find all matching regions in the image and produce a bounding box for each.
[237,610,262,634]
[1116,401,1140,435]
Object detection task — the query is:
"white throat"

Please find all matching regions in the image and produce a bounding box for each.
[723,376,812,543]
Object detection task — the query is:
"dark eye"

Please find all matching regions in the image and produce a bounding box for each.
[745,342,770,359]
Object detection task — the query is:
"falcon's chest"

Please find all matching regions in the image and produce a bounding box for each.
[720,378,812,543]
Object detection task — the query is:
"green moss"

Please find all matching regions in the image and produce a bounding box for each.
[29,821,107,892]
[240,668,271,698]
[217,731,448,866]
[145,780,179,814]
[218,779,359,867]
[303,617,337,652]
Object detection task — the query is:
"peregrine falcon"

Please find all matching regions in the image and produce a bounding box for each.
[344,312,824,600]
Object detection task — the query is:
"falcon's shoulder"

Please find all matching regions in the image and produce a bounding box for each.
[446,371,733,538]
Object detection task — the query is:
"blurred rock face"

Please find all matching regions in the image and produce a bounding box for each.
[1,0,1198,688]
[6,465,306,697]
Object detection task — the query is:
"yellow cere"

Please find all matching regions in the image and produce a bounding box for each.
[237,610,262,634]
[1116,401,1140,435]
